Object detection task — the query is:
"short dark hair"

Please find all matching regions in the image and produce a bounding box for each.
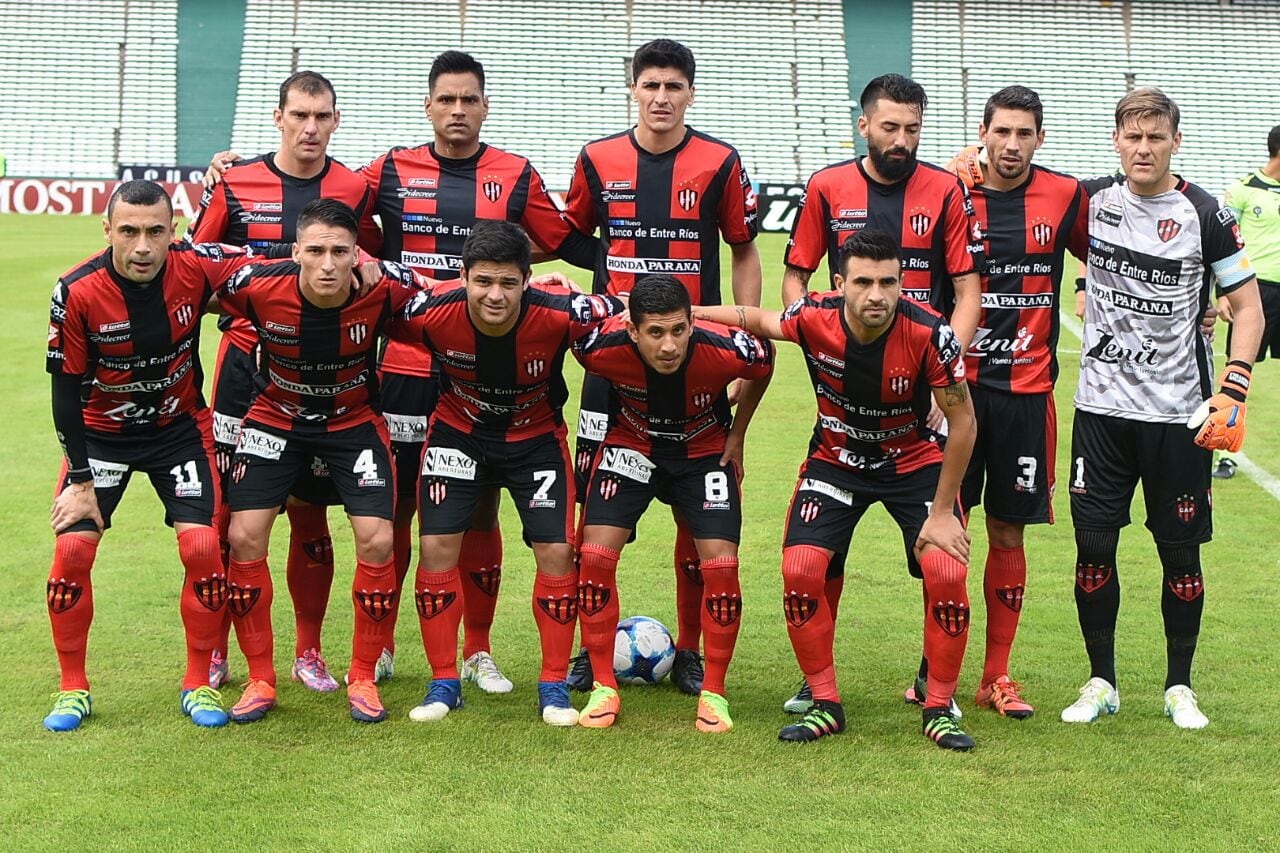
[983,85,1043,131]
[1269,124,1280,159]
[296,198,357,240]
[107,179,172,218]
[632,39,695,85]
[629,275,691,323]
[838,228,901,273]
[279,70,336,109]
[430,50,485,93]
[859,73,927,114]
[462,220,531,276]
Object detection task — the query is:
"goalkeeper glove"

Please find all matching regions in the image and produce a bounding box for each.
[944,145,986,189]
[1188,360,1251,452]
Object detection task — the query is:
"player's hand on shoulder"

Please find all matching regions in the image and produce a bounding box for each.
[944,145,986,189]
[50,481,103,534]
[202,151,242,188]
[530,271,579,292]
[915,513,970,565]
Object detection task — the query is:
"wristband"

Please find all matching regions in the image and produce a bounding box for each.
[1219,360,1251,403]
[66,467,93,485]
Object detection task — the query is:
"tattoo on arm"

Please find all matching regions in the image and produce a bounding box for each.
[790,267,813,287]
[736,306,747,328]
[943,382,969,407]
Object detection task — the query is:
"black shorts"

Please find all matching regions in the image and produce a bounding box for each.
[961,386,1056,525]
[1068,410,1212,545]
[380,371,441,500]
[210,337,258,480]
[60,415,218,533]
[573,372,613,503]
[1226,280,1280,362]
[418,420,574,543]
[582,445,742,543]
[783,457,962,579]
[228,420,395,520]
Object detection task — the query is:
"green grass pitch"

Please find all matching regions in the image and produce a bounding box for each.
[1,216,1278,848]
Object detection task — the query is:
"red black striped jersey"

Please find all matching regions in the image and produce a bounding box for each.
[391,281,624,441]
[573,316,773,458]
[214,260,423,434]
[46,242,257,433]
[779,292,965,475]
[361,142,590,378]
[186,153,373,353]
[565,127,757,304]
[784,159,983,315]
[966,165,1090,393]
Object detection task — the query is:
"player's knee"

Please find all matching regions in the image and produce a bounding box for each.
[354,523,394,565]
[985,516,1025,550]
[532,542,574,577]
[176,525,219,566]
[1074,527,1119,568]
[782,545,831,586]
[227,516,270,561]
[919,548,967,587]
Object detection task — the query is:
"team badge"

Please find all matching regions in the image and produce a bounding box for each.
[1032,221,1053,247]
[46,579,83,613]
[231,459,249,484]
[599,475,619,501]
[426,478,448,505]
[1157,218,1182,242]
[679,558,703,586]
[227,583,261,617]
[483,177,503,203]
[692,391,714,409]
[677,186,699,211]
[909,208,933,236]
[1168,574,1204,602]
[1075,563,1112,594]
[415,589,456,619]
[995,584,1024,613]
[706,593,742,627]
[537,595,578,625]
[303,536,333,564]
[173,302,195,326]
[355,589,396,621]
[798,496,821,523]
[192,575,228,611]
[932,599,970,637]
[576,447,594,474]
[783,592,817,627]
[470,567,502,597]
[889,367,911,396]
[525,357,546,377]
[1176,494,1197,523]
[348,322,368,344]
[577,581,611,616]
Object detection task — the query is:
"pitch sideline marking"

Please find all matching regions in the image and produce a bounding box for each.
[1058,310,1280,503]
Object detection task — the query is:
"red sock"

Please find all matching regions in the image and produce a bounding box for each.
[461,526,503,659]
[782,545,839,702]
[214,502,233,658]
[177,527,228,690]
[699,556,742,696]
[825,572,845,623]
[285,503,333,657]
[983,544,1027,684]
[387,522,414,654]
[47,534,99,691]
[415,566,463,679]
[578,543,621,689]
[351,557,397,682]
[228,556,276,686]
[533,569,578,682]
[673,522,702,652]
[920,549,970,708]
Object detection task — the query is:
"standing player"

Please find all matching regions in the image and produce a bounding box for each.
[358,50,600,691]
[189,70,373,693]
[43,180,262,731]
[1062,88,1262,729]
[697,229,978,750]
[390,221,624,726]
[573,275,773,732]
[216,199,425,725]
[564,38,762,694]
[780,73,983,713]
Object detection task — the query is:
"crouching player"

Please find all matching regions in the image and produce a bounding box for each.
[389,221,625,726]
[216,198,426,724]
[573,275,773,732]
[695,229,978,750]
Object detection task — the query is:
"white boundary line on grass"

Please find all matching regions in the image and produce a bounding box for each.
[1057,309,1280,503]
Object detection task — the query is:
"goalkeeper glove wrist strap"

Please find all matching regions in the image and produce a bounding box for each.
[1219,360,1252,403]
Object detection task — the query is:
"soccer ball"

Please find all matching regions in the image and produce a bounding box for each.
[614,616,675,685]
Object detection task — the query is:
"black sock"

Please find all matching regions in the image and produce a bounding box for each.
[1158,543,1204,690]
[1074,528,1121,687]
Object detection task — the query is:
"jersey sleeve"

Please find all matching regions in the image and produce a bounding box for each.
[355,154,388,255]
[942,183,982,277]
[725,327,774,380]
[566,292,626,346]
[213,266,255,318]
[926,320,966,387]
[383,261,432,313]
[191,241,258,293]
[46,278,86,376]
[563,149,598,237]
[783,174,827,271]
[185,181,231,242]
[1201,199,1255,294]
[1066,179,1091,260]
[717,152,759,245]
[777,294,811,344]
[518,162,600,270]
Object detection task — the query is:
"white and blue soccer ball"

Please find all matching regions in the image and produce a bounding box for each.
[614,616,675,685]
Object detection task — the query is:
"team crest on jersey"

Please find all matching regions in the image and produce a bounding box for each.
[909,207,933,236]
[798,496,821,523]
[46,579,83,613]
[1157,218,1182,243]
[483,176,504,203]
[172,302,195,326]
[577,581,611,616]
[192,575,228,611]
[415,589,456,619]
[692,390,714,409]
[888,367,911,396]
[227,583,261,617]
[537,595,578,625]
[470,568,502,597]
[933,600,969,637]
[706,593,742,627]
[526,357,546,377]
[783,592,817,627]
[355,589,396,621]
[598,475,619,501]
[1176,493,1197,522]
[1075,563,1112,594]
[1032,221,1054,247]
[426,478,448,505]
[677,186,700,212]
[1168,574,1204,603]
[348,322,369,344]
[995,584,1024,613]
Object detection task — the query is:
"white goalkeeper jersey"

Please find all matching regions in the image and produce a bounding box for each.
[1075,177,1254,423]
